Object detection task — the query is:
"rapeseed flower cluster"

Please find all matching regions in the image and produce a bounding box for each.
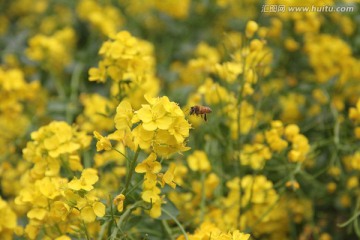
[94,95,191,218]
[0,197,18,239]
[23,121,91,179]
[76,93,115,132]
[89,30,159,108]
[76,0,124,37]
[304,34,355,84]
[0,67,44,158]
[15,170,105,239]
[177,222,250,240]
[349,99,360,140]
[266,121,310,163]
[205,176,284,239]
[109,95,191,157]
[10,121,105,239]
[26,28,76,73]
[122,0,190,20]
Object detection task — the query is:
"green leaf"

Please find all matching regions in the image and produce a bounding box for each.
[158,200,179,220]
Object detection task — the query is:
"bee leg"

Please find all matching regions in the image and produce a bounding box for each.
[204,114,207,121]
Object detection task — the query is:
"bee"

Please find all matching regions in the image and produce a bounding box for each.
[189,105,212,121]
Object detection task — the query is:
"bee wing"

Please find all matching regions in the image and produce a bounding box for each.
[184,107,190,115]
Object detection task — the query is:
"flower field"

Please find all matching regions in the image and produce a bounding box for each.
[1,0,360,239]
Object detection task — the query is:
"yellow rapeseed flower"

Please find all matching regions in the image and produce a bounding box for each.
[187,151,211,172]
[80,201,106,223]
[135,153,161,174]
[245,20,259,38]
[113,194,126,212]
[23,121,91,179]
[77,93,115,132]
[0,197,17,238]
[68,168,99,191]
[349,99,360,123]
[137,103,173,131]
[93,131,112,151]
[114,100,134,130]
[160,163,177,189]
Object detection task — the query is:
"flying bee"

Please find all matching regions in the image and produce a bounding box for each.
[189,105,212,121]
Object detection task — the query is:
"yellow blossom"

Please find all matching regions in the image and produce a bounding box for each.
[349,99,360,123]
[22,121,91,179]
[245,20,259,38]
[132,125,154,150]
[286,180,300,190]
[327,182,337,193]
[80,201,105,223]
[137,98,173,131]
[284,124,300,141]
[284,38,299,52]
[113,194,126,212]
[304,34,355,83]
[240,144,272,170]
[265,129,288,152]
[93,131,112,151]
[168,117,191,144]
[0,197,17,236]
[89,61,107,83]
[177,222,250,240]
[68,168,99,191]
[160,163,177,189]
[26,27,76,72]
[346,176,358,189]
[135,153,161,174]
[55,236,71,240]
[77,93,115,132]
[49,201,70,221]
[142,187,161,203]
[114,100,134,130]
[76,0,124,36]
[149,198,162,218]
[187,151,211,172]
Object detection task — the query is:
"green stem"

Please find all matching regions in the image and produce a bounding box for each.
[66,63,83,123]
[162,208,189,240]
[82,221,90,240]
[338,195,360,227]
[162,220,175,240]
[54,73,66,100]
[331,105,340,146]
[200,172,206,222]
[70,64,83,103]
[235,35,247,229]
[110,201,143,240]
[113,148,129,161]
[122,148,140,194]
[98,221,108,240]
[126,178,145,196]
[108,194,115,238]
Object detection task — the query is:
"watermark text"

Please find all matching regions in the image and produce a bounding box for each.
[261,4,355,13]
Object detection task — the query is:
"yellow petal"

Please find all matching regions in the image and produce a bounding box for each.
[68,178,82,191]
[142,121,157,131]
[149,199,162,218]
[142,189,160,203]
[81,206,96,223]
[156,116,173,130]
[93,202,106,217]
[27,208,47,220]
[137,105,153,122]
[82,168,99,185]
